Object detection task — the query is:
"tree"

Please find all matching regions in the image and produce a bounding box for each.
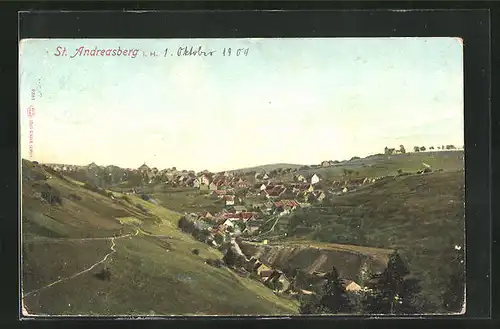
[420,146,426,152]
[399,145,406,154]
[413,146,420,152]
[299,266,352,314]
[384,147,389,155]
[319,266,353,313]
[363,251,423,314]
[397,169,404,175]
[429,146,435,150]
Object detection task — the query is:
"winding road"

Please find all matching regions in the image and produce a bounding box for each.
[22,229,139,299]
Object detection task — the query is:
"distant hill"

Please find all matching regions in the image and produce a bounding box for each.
[228,163,305,174]
[297,150,464,179]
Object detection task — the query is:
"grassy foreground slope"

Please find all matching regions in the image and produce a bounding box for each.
[21,160,298,316]
[284,170,465,309]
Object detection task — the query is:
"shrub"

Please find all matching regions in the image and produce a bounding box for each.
[41,191,63,205]
[205,258,225,268]
[83,182,101,193]
[68,193,82,201]
[192,249,200,255]
[40,183,63,205]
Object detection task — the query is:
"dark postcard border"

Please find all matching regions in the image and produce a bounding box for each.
[5,7,491,329]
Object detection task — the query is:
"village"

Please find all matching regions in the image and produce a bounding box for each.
[42,145,460,300]
[43,159,387,297]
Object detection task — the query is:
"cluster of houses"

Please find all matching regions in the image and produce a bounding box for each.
[44,163,83,172]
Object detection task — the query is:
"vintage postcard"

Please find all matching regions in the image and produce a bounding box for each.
[19,38,465,317]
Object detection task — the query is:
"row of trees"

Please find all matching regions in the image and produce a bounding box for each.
[385,145,459,155]
[384,145,406,155]
[298,250,464,315]
[414,145,458,152]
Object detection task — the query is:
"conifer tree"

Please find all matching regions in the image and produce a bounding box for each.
[299,266,352,314]
[363,251,422,314]
[319,266,353,313]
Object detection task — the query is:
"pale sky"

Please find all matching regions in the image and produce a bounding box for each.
[19,38,464,172]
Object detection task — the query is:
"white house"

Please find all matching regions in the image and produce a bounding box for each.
[260,184,267,191]
[311,174,320,185]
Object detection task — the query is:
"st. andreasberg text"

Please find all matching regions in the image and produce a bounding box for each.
[54,46,140,59]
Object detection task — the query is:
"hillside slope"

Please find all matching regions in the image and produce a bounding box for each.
[228,163,304,174]
[299,151,464,179]
[281,169,465,310]
[21,160,298,316]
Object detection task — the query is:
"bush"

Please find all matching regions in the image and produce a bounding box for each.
[192,249,200,255]
[205,259,225,268]
[83,182,100,193]
[41,191,63,205]
[121,195,131,203]
[39,183,63,205]
[68,193,82,201]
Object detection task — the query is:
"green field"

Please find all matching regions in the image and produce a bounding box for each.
[145,186,225,214]
[21,160,299,316]
[300,151,464,179]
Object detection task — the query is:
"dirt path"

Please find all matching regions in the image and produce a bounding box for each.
[23,235,131,244]
[22,229,139,300]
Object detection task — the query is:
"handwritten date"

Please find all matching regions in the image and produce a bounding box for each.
[163,46,249,57]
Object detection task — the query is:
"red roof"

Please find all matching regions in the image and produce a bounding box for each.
[223,213,240,219]
[221,212,257,220]
[241,212,256,220]
[214,190,233,195]
[274,200,299,208]
[223,195,235,201]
